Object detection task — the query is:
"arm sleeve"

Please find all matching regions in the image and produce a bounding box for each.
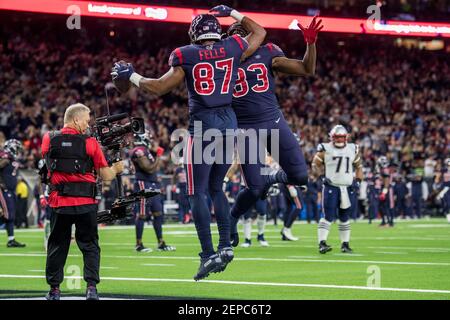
[266,43,285,59]
[41,132,50,157]
[86,138,108,170]
[168,47,184,67]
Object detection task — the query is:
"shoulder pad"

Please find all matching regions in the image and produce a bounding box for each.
[265,43,285,58]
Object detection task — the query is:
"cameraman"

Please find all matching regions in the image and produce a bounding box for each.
[41,103,124,300]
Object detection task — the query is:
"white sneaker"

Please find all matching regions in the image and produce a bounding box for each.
[281,227,299,241]
[241,239,252,248]
[446,214,450,223]
[257,234,269,247]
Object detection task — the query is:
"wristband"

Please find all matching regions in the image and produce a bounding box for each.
[230,10,244,22]
[130,72,143,87]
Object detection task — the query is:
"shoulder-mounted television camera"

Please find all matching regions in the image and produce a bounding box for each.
[92,113,145,154]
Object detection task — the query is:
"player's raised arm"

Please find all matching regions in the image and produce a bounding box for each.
[272,15,323,76]
[209,5,266,60]
[111,61,185,96]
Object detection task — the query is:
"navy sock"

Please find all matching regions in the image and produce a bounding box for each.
[231,188,260,219]
[284,208,299,228]
[189,193,214,259]
[6,221,14,238]
[153,215,163,242]
[210,190,230,250]
[135,218,144,242]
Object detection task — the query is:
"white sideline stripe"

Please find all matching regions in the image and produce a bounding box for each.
[0,274,449,295]
[2,253,450,266]
[374,252,408,255]
[368,246,450,251]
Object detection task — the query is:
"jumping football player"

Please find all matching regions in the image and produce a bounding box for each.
[311,125,363,254]
[111,5,266,280]
[225,16,323,246]
[130,130,175,252]
[0,139,26,248]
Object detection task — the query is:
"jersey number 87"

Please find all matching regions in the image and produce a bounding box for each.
[193,58,234,95]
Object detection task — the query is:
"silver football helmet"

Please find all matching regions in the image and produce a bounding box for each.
[329,125,349,148]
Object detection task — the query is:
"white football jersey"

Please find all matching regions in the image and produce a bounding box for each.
[318,142,359,186]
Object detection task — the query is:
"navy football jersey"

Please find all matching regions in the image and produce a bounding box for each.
[169,35,248,114]
[0,151,19,191]
[232,43,285,124]
[130,146,158,183]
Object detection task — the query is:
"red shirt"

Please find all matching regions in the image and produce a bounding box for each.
[41,127,108,208]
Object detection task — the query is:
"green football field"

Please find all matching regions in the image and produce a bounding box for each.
[1,219,450,300]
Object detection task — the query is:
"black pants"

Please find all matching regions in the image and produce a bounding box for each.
[45,205,100,287]
[15,198,28,228]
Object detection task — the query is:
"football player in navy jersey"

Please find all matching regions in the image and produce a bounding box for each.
[130,131,175,252]
[111,5,266,280]
[225,17,323,246]
[0,139,26,248]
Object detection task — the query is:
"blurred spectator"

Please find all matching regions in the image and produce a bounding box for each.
[15,177,29,228]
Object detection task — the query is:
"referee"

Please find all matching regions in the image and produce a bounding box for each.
[41,103,124,300]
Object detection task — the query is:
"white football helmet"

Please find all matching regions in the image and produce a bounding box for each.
[377,156,389,169]
[329,125,349,148]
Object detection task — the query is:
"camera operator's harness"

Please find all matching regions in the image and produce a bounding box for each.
[45,131,98,198]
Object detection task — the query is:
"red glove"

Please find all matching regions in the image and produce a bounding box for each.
[298,15,323,44]
[171,185,177,193]
[379,193,386,201]
[156,147,165,157]
[40,197,48,208]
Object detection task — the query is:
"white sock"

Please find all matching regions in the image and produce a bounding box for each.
[318,218,331,243]
[257,215,266,235]
[243,218,252,240]
[338,220,351,243]
[8,236,14,241]
[447,214,450,223]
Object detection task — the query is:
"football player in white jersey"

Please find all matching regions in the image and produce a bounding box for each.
[311,125,363,254]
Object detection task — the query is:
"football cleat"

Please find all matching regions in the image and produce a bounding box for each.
[157,241,176,251]
[193,254,223,281]
[281,227,299,241]
[135,244,152,253]
[257,234,269,247]
[45,287,61,300]
[86,285,99,300]
[7,239,26,248]
[319,241,332,254]
[341,242,353,254]
[217,247,234,272]
[241,239,252,248]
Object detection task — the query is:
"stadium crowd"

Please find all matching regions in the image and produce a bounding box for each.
[0,14,448,222]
